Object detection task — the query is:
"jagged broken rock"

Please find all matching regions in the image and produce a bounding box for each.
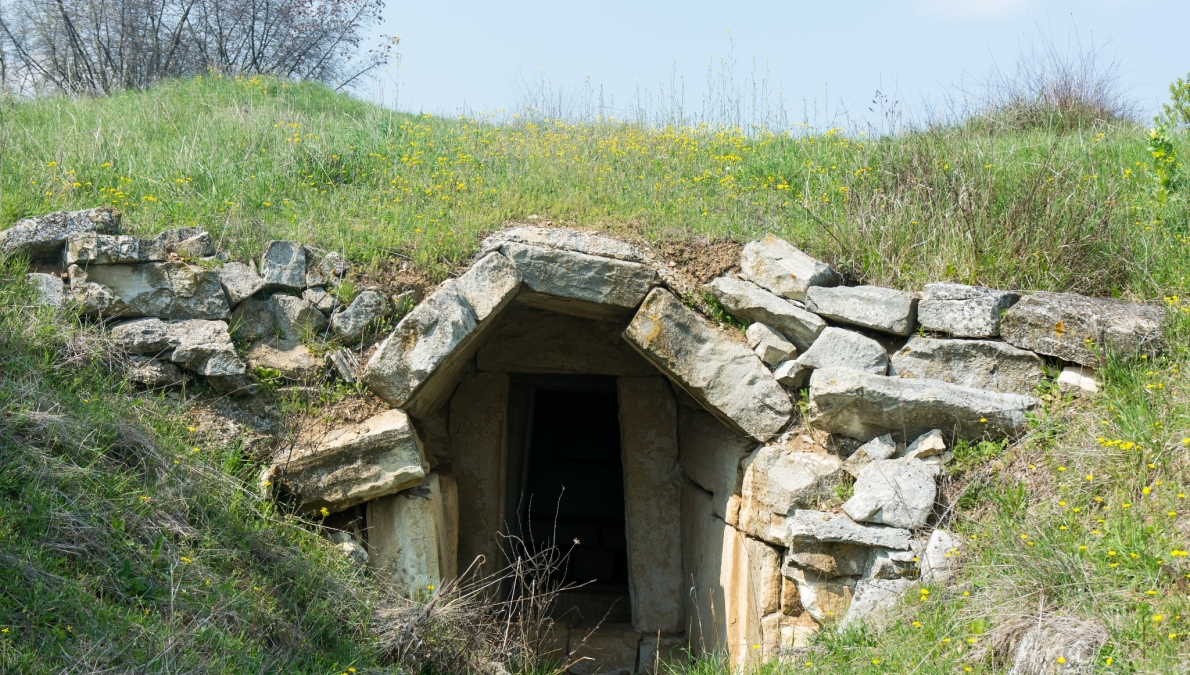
[890,336,1044,396]
[303,287,339,314]
[1001,291,1164,366]
[329,531,368,565]
[304,249,350,288]
[247,339,325,382]
[739,234,840,302]
[806,285,919,336]
[782,541,870,577]
[774,326,888,389]
[150,227,214,259]
[0,207,120,260]
[786,510,912,550]
[783,567,856,624]
[842,434,898,477]
[267,408,428,513]
[746,322,797,366]
[260,241,306,289]
[865,547,919,580]
[904,429,946,460]
[703,275,825,351]
[326,349,360,383]
[840,578,915,630]
[1057,365,1100,396]
[217,261,265,307]
[64,232,152,265]
[69,262,230,320]
[26,272,67,308]
[842,458,937,530]
[165,319,250,393]
[919,528,963,584]
[917,283,1019,338]
[269,294,327,341]
[808,367,1038,442]
[625,288,793,442]
[737,446,844,544]
[330,290,390,343]
[229,297,276,343]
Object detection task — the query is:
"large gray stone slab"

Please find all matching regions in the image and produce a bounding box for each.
[481,225,649,263]
[217,261,264,307]
[842,458,937,530]
[363,252,521,409]
[260,241,306,289]
[806,285,918,336]
[330,290,390,344]
[890,336,1044,396]
[268,408,427,513]
[500,242,657,310]
[450,372,509,575]
[367,472,452,593]
[808,367,1038,442]
[27,272,67,308]
[618,377,684,633]
[918,283,1019,338]
[70,262,230,320]
[63,232,153,265]
[786,510,912,550]
[1,207,120,260]
[774,326,888,389]
[1000,291,1164,366]
[704,275,825,351]
[739,234,840,302]
[476,307,654,376]
[624,288,793,442]
[737,447,844,544]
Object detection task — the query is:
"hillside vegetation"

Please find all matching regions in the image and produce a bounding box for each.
[2,75,1190,674]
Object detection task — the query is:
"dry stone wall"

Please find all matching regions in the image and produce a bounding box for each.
[4,208,1168,673]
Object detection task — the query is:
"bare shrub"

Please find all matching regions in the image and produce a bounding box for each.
[0,0,392,95]
[373,533,586,675]
[974,31,1138,131]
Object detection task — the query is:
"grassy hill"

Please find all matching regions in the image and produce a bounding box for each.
[2,75,1190,674]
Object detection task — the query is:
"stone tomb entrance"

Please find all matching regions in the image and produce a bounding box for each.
[440,305,687,640]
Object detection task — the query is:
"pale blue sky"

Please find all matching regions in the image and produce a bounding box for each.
[366,0,1189,127]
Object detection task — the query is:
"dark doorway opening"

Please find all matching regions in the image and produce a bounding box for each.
[508,375,630,624]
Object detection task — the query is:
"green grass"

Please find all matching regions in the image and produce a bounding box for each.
[2,75,1190,673]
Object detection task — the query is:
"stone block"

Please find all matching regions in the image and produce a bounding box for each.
[481,225,649,263]
[704,275,825,351]
[784,567,855,625]
[842,434,898,477]
[330,290,390,344]
[680,484,728,657]
[746,322,797,366]
[808,367,1038,443]
[775,326,888,389]
[739,234,840,302]
[127,356,189,388]
[304,248,350,288]
[737,446,844,544]
[269,294,327,341]
[229,297,276,343]
[260,240,306,289]
[268,408,427,513]
[919,528,963,584]
[27,272,68,308]
[149,227,214,259]
[166,319,248,392]
[782,541,870,578]
[890,336,1044,396]
[786,510,911,550]
[842,458,937,530]
[450,372,509,575]
[677,407,754,523]
[625,289,793,442]
[329,531,368,565]
[367,473,449,594]
[63,232,151,265]
[918,282,1019,338]
[1057,365,1100,396]
[110,317,174,354]
[218,261,264,307]
[476,307,654,376]
[840,578,914,630]
[303,286,339,313]
[805,285,918,336]
[0,207,120,260]
[70,262,230,320]
[453,251,522,321]
[618,377,684,633]
[866,548,919,580]
[499,242,657,310]
[1001,291,1164,366]
[904,429,946,460]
